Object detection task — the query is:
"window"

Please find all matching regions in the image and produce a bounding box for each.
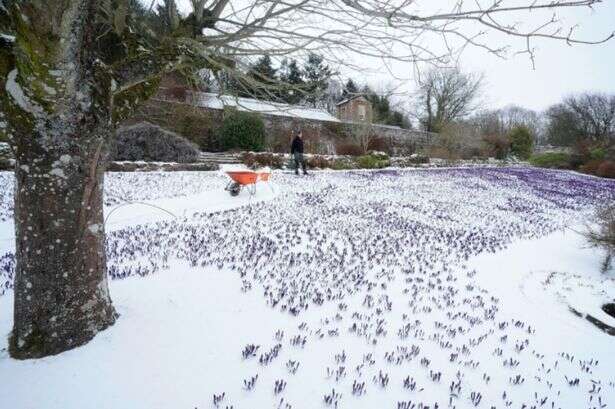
[358,104,366,120]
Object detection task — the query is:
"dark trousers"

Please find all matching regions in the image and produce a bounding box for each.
[293,153,307,175]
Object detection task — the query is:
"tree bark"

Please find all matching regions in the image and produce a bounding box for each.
[10,124,117,359]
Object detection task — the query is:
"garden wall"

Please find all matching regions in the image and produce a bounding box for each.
[129,99,435,156]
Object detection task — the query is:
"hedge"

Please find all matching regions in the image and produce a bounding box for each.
[529,152,572,169]
[219,110,266,151]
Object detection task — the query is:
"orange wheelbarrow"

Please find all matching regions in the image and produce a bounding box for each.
[224,169,272,196]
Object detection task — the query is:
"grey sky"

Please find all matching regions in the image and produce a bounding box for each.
[174,0,614,113]
[354,1,615,112]
[461,1,615,111]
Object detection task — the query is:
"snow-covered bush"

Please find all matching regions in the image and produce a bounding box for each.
[136,101,220,151]
[356,151,390,169]
[113,122,200,163]
[240,152,285,169]
[390,154,430,167]
[237,152,358,170]
[306,154,356,170]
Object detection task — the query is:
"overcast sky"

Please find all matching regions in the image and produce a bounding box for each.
[452,1,615,111]
[352,1,615,112]
[174,0,615,113]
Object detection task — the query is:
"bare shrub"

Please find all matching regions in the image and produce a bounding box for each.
[580,159,602,175]
[416,68,484,132]
[304,132,331,155]
[393,139,418,157]
[240,152,285,169]
[427,122,482,160]
[336,142,364,156]
[264,125,292,153]
[585,205,615,272]
[306,155,332,169]
[132,102,220,151]
[350,123,376,154]
[428,146,458,160]
[172,105,218,151]
[482,134,511,160]
[596,161,615,179]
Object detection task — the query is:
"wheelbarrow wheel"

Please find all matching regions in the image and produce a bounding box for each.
[228,182,241,196]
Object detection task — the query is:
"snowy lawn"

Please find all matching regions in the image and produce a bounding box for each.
[0,167,614,409]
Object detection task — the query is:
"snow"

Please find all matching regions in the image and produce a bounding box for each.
[219,163,251,172]
[473,228,615,347]
[190,92,341,122]
[48,167,66,179]
[0,33,15,43]
[5,69,43,116]
[219,164,272,174]
[0,167,614,409]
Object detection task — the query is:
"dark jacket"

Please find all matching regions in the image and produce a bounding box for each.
[290,136,304,155]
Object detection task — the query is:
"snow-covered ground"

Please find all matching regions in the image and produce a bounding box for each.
[0,167,614,409]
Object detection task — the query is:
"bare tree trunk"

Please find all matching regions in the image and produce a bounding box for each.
[10,124,117,359]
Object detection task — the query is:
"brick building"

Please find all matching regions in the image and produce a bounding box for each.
[336,95,373,123]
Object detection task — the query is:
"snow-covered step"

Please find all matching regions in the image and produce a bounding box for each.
[198,152,242,164]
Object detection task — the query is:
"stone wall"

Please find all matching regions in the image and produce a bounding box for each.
[131,99,436,155]
[258,114,435,156]
[368,124,435,155]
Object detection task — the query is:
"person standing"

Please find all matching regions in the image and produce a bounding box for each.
[290,130,308,175]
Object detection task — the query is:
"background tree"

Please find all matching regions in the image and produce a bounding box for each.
[1,0,611,359]
[364,86,411,129]
[566,93,615,141]
[278,58,304,104]
[430,121,484,160]
[545,103,583,146]
[341,79,359,100]
[546,93,615,146]
[219,53,330,106]
[472,105,543,144]
[303,53,333,108]
[323,79,344,114]
[416,67,484,132]
[244,55,278,100]
[508,125,534,159]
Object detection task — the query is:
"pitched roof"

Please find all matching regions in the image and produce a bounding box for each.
[189,92,340,122]
[336,95,368,106]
